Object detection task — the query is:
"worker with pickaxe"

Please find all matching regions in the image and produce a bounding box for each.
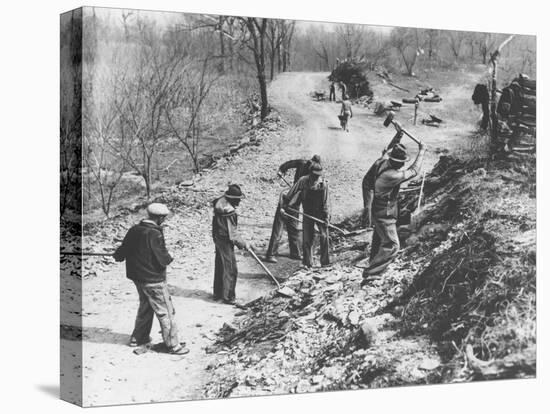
[113,203,189,355]
[265,155,322,263]
[282,162,330,268]
[360,112,426,285]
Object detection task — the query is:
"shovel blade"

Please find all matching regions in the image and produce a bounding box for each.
[277,286,296,298]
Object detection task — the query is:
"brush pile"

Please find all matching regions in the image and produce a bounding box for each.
[203,152,536,397]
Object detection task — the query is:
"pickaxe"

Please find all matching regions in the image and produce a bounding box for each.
[383,111,423,146]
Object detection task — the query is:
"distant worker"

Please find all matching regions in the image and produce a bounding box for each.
[211,184,252,305]
[114,203,189,355]
[329,82,336,102]
[340,81,347,101]
[283,162,330,268]
[278,154,322,185]
[340,94,353,132]
[361,142,426,285]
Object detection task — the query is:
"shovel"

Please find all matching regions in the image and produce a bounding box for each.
[246,247,296,297]
[277,172,292,187]
[410,171,426,229]
[286,207,350,236]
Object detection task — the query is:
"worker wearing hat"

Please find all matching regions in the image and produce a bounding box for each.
[211,184,252,305]
[283,162,330,268]
[114,203,189,355]
[277,154,322,185]
[265,155,322,263]
[361,142,426,285]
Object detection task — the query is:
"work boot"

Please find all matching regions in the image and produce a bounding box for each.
[264,255,277,263]
[169,344,190,355]
[129,336,152,347]
[289,253,302,260]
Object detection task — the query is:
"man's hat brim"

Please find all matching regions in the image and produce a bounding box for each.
[225,192,245,199]
[310,169,323,175]
[388,155,410,162]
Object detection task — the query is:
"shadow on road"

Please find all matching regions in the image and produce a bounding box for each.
[61,324,131,345]
[168,285,218,303]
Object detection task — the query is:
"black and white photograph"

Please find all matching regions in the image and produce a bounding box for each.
[57,1,538,409]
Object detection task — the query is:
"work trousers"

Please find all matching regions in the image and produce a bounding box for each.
[364,217,400,276]
[213,237,238,301]
[132,281,179,349]
[329,90,336,101]
[302,216,330,267]
[266,206,301,258]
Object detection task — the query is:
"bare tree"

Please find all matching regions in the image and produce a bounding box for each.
[280,20,296,72]
[447,31,465,60]
[390,27,420,76]
[478,32,497,64]
[267,20,285,80]
[335,24,365,60]
[425,29,441,62]
[113,20,191,199]
[165,57,221,172]
[239,17,269,119]
[60,9,83,217]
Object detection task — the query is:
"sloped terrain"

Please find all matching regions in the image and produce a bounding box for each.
[203,152,536,397]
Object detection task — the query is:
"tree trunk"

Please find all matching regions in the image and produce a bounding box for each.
[218,17,225,73]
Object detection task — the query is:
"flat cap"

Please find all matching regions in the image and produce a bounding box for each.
[147,203,170,216]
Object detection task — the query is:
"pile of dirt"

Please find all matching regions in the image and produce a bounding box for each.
[203,152,536,397]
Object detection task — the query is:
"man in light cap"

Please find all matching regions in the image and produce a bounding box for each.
[264,155,322,263]
[283,162,330,268]
[211,184,252,305]
[361,141,426,285]
[114,203,188,355]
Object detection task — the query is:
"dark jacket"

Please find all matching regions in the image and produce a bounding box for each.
[113,220,173,284]
[285,175,329,220]
[279,159,312,184]
[211,196,246,249]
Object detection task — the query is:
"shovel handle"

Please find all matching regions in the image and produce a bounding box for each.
[287,207,348,235]
[417,171,426,210]
[247,247,281,289]
[277,172,292,187]
[392,120,422,145]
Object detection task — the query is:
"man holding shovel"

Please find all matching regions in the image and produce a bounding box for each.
[265,154,322,263]
[283,162,330,268]
[113,203,189,355]
[211,184,253,305]
[361,142,426,285]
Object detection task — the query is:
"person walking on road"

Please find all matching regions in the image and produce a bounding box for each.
[340,81,347,101]
[361,142,426,285]
[283,162,330,268]
[114,203,189,355]
[329,82,336,102]
[211,184,252,305]
[340,94,353,132]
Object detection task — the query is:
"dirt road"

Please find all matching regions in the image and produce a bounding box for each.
[65,70,478,406]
